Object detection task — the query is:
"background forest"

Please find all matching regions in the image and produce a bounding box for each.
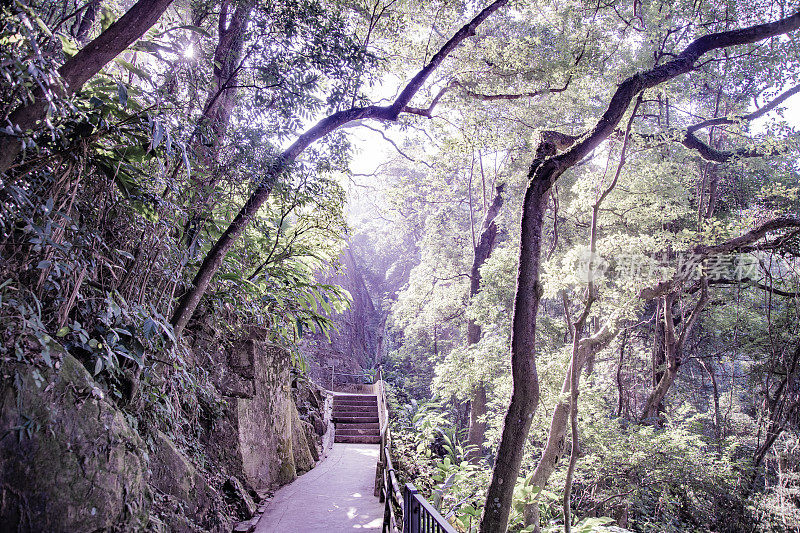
[1,0,799,531]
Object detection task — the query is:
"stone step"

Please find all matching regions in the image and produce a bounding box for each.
[334,434,381,444]
[333,400,378,408]
[334,414,378,421]
[333,406,378,416]
[333,398,377,405]
[333,394,377,401]
[336,428,381,436]
[333,404,378,411]
[335,422,379,430]
[332,415,379,424]
[333,397,377,404]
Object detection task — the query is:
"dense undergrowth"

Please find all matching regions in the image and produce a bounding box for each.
[0,1,352,528]
[387,387,799,532]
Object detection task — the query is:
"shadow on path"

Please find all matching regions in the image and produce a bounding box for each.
[255,443,383,532]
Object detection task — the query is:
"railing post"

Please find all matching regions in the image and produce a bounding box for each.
[404,483,419,533]
[383,496,391,533]
[375,442,384,498]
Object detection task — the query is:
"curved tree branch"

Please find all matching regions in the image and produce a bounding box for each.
[481,10,800,532]
[687,83,800,133]
[170,0,511,336]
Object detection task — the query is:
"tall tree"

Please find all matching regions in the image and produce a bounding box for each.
[184,0,254,251]
[638,216,800,421]
[466,182,505,460]
[479,12,800,532]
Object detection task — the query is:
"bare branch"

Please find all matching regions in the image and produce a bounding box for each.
[402,82,455,117]
[696,217,800,255]
[361,124,432,166]
[456,77,571,101]
[688,83,800,132]
[706,277,800,297]
[640,217,800,300]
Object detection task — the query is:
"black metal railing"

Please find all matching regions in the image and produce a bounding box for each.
[403,483,457,533]
[374,369,457,533]
[378,437,403,532]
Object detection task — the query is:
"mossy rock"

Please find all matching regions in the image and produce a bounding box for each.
[150,431,213,518]
[0,355,149,531]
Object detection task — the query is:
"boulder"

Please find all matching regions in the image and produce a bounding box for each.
[150,431,212,519]
[311,413,326,436]
[224,476,257,517]
[290,409,316,472]
[0,355,149,532]
[302,420,320,462]
[236,341,326,488]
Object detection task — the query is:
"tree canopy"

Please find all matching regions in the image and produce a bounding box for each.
[1,0,800,531]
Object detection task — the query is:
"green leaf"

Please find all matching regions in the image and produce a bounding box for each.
[117,82,128,107]
[18,4,52,36]
[100,6,117,32]
[152,120,163,149]
[165,131,173,157]
[59,35,78,58]
[181,144,191,179]
[114,59,152,83]
[115,249,135,261]
[56,326,69,337]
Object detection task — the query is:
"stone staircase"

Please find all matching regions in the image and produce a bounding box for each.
[332,394,381,444]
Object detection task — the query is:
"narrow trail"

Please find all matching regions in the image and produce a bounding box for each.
[254,442,383,532]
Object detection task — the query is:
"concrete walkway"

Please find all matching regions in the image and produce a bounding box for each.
[255,443,384,532]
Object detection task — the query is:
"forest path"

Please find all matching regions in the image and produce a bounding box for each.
[254,442,383,532]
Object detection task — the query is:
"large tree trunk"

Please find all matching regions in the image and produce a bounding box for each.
[652,303,666,389]
[748,342,800,492]
[480,141,561,530]
[640,284,708,422]
[698,358,722,451]
[466,183,505,460]
[467,384,488,458]
[616,328,628,417]
[641,296,675,421]
[203,1,250,146]
[0,0,176,173]
[184,0,253,251]
[479,151,610,531]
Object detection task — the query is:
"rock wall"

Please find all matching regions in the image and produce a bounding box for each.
[0,330,328,531]
[234,340,319,489]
